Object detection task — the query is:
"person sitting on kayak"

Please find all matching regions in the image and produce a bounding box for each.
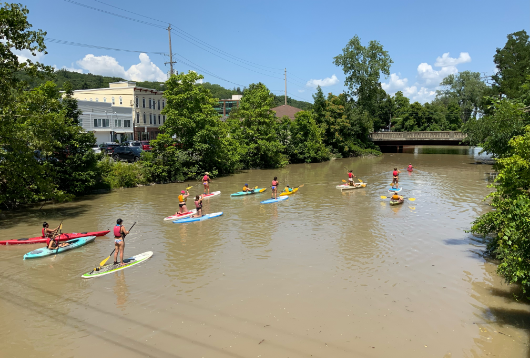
[243,183,252,192]
[193,195,203,217]
[203,172,210,194]
[391,193,404,203]
[178,190,189,214]
[47,237,69,250]
[283,185,293,193]
[348,170,356,186]
[114,218,129,265]
[42,222,59,238]
[271,177,279,199]
[392,167,401,188]
[407,163,413,172]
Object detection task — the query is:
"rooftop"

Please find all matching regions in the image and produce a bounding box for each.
[271,105,302,120]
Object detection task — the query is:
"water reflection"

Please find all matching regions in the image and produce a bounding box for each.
[113,271,129,309]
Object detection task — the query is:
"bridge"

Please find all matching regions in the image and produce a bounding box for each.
[369,131,467,151]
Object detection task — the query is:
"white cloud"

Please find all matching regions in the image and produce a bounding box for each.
[298,89,305,93]
[14,49,45,63]
[381,51,472,103]
[434,52,471,67]
[76,53,166,81]
[306,74,339,88]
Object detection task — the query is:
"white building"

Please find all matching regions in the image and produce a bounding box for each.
[77,100,133,144]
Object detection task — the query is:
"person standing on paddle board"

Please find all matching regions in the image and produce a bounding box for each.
[113,218,129,265]
[392,167,401,188]
[203,172,211,194]
[193,195,203,217]
[348,170,356,186]
[271,177,279,199]
[178,190,189,214]
[407,163,413,172]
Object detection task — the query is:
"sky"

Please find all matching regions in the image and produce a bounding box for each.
[16,0,530,104]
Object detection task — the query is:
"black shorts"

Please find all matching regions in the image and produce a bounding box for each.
[179,203,186,207]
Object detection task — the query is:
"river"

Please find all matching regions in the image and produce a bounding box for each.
[1,146,529,357]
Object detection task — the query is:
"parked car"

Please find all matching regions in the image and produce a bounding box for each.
[112,146,142,162]
[92,145,102,154]
[122,141,142,148]
[101,142,120,155]
[140,141,152,151]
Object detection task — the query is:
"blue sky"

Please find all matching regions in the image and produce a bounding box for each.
[17,0,530,103]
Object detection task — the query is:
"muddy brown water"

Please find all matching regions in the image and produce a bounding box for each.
[1,146,529,358]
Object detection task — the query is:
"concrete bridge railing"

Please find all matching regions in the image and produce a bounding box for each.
[369,131,467,142]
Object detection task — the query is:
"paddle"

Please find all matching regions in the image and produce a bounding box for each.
[53,222,64,256]
[381,195,416,201]
[96,222,136,270]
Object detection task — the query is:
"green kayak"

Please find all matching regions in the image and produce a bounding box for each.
[230,188,266,196]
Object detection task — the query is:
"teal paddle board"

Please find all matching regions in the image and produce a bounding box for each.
[389,187,402,192]
[23,236,96,259]
[230,188,266,196]
[260,196,289,204]
[173,212,223,223]
[81,251,153,278]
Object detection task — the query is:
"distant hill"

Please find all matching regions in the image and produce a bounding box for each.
[20,70,312,109]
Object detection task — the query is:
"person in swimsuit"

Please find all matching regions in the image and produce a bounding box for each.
[113,218,129,265]
[43,222,66,249]
[178,190,189,214]
[391,193,404,203]
[348,170,356,186]
[407,163,413,172]
[193,195,203,217]
[392,167,401,188]
[243,183,252,192]
[271,177,279,199]
[203,172,210,194]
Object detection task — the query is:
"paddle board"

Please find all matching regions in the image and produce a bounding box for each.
[260,196,289,204]
[202,191,221,199]
[24,236,96,259]
[230,188,266,196]
[81,251,153,279]
[335,183,366,190]
[163,209,197,221]
[389,187,402,192]
[173,212,223,223]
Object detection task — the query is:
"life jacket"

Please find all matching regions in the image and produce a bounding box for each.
[272,180,278,187]
[392,194,400,200]
[243,186,249,191]
[393,170,398,176]
[178,194,186,203]
[42,228,46,238]
[114,224,122,237]
[348,172,353,178]
[408,165,412,170]
[203,175,209,182]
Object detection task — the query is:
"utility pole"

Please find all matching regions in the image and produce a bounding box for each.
[165,25,177,77]
[284,68,287,106]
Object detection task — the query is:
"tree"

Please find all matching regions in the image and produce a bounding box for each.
[287,111,330,163]
[333,35,393,115]
[470,125,530,292]
[492,30,530,99]
[436,71,489,122]
[161,71,240,177]
[463,98,529,158]
[227,83,286,169]
[312,86,326,126]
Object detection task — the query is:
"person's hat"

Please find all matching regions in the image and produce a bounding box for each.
[181,190,185,193]
[245,183,248,186]
[205,172,209,175]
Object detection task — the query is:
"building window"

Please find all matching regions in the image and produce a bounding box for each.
[158,115,161,124]
[163,115,165,123]
[101,118,109,127]
[158,100,160,110]
[143,113,146,124]
[162,100,165,109]
[142,98,145,108]
[112,97,115,104]
[119,96,123,105]
[103,97,107,103]
[124,120,131,128]
[94,118,99,127]
[90,98,93,101]
[135,97,139,108]
[150,98,153,109]
[136,112,140,123]
[149,113,152,124]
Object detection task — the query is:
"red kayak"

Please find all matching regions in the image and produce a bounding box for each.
[0,230,110,245]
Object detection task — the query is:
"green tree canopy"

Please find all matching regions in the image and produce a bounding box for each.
[333,35,393,115]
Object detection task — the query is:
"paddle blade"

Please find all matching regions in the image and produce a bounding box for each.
[342,179,347,182]
[99,255,111,267]
[254,186,258,189]
[380,196,388,199]
[408,198,416,201]
[358,179,363,183]
[186,186,193,190]
[298,184,304,188]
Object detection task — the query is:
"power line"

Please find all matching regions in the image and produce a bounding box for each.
[45,37,167,55]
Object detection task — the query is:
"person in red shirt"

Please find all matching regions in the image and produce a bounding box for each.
[392,167,401,188]
[113,218,129,265]
[271,177,279,199]
[203,172,210,194]
[348,170,356,186]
